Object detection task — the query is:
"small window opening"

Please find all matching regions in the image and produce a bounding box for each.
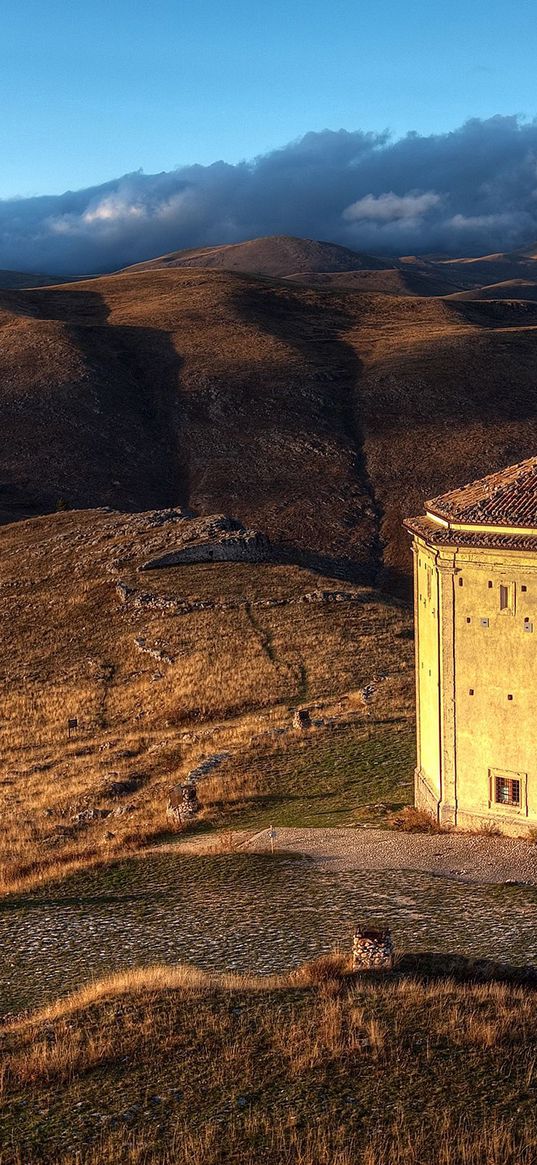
[468,688,474,696]
[499,582,515,614]
[507,693,513,701]
[522,585,527,593]
[495,777,520,807]
[466,617,471,624]
[458,577,463,587]
[427,572,432,602]
[488,580,493,589]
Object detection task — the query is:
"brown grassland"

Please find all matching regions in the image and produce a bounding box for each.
[1,954,537,1164]
[0,507,414,895]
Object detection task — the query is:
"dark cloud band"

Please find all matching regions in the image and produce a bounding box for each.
[1,115,536,274]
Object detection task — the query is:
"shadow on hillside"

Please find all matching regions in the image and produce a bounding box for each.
[232,282,383,586]
[390,950,537,988]
[0,286,189,523]
[447,297,537,331]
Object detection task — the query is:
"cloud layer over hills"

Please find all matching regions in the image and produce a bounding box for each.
[3,115,537,274]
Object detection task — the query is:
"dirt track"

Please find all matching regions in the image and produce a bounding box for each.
[174,825,537,885]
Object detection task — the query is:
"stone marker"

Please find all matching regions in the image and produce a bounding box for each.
[352,926,394,971]
[293,708,311,729]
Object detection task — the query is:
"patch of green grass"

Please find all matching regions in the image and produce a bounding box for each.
[205,725,415,830]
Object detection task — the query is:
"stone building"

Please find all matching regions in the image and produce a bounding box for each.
[404,457,537,836]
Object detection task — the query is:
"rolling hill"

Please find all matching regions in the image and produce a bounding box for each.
[120,234,392,278]
[122,234,537,299]
[2,264,537,583]
[446,278,537,302]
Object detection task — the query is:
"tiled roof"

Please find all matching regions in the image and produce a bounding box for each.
[426,456,537,527]
[404,514,537,551]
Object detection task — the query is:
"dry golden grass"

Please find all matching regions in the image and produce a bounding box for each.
[387,806,450,834]
[2,956,537,1163]
[0,517,414,893]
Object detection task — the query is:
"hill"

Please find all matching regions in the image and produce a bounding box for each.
[2,266,537,585]
[436,249,537,288]
[2,954,537,1164]
[121,234,392,277]
[446,278,537,301]
[285,265,464,296]
[0,269,74,289]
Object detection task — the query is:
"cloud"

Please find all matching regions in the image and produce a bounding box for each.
[2,115,537,274]
[343,191,441,222]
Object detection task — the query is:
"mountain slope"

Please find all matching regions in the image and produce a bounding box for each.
[2,268,537,586]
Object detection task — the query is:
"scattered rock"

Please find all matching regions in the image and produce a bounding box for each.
[72,807,112,826]
[133,637,173,665]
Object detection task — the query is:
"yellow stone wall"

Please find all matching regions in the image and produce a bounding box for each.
[414,544,441,811]
[413,535,537,836]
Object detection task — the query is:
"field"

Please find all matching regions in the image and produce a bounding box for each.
[1,955,537,1164]
[0,508,414,894]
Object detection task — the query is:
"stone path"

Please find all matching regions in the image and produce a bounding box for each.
[173,826,537,885]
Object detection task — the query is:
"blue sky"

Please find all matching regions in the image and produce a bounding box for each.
[3,0,537,199]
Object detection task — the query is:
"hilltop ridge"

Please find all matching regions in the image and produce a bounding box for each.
[120,234,392,277]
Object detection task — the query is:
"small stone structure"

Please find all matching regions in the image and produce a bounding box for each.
[167,780,200,826]
[293,708,311,729]
[352,927,394,971]
[141,518,272,571]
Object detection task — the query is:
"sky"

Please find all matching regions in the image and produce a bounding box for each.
[3,0,537,271]
[4,0,537,198]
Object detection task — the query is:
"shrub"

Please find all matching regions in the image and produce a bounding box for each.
[388,805,449,834]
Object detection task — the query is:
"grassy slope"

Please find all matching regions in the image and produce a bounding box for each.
[1,958,537,1164]
[2,269,537,580]
[0,508,414,892]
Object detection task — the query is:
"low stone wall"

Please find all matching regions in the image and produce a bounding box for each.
[141,532,272,571]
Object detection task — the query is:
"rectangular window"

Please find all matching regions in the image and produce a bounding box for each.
[495,776,520,807]
[426,570,432,602]
[490,768,527,814]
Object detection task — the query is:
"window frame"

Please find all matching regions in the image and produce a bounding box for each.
[489,768,527,815]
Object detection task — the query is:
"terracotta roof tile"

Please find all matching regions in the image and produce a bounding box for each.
[426,456,537,527]
[404,514,537,551]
